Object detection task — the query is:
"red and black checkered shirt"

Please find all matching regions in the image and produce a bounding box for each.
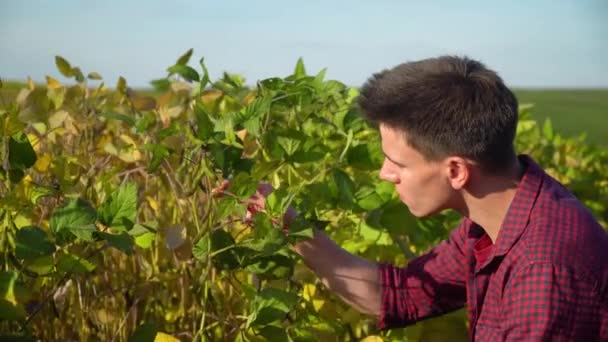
[378,155,608,340]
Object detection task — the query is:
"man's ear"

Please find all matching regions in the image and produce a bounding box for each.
[445,157,470,190]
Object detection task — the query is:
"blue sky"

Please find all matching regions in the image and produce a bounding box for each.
[1,0,606,88]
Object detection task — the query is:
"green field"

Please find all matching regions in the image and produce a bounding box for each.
[2,81,606,146]
[514,89,608,146]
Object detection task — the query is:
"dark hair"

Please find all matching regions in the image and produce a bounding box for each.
[357,55,519,174]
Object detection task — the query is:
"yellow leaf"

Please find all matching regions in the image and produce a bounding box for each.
[96,134,113,152]
[154,332,180,342]
[159,106,183,126]
[146,196,159,214]
[119,134,137,146]
[14,214,31,229]
[360,336,383,342]
[49,110,70,129]
[46,76,62,89]
[312,299,325,312]
[104,142,118,156]
[96,309,114,324]
[15,88,31,106]
[242,91,256,105]
[26,133,41,152]
[32,122,47,135]
[200,89,222,104]
[236,129,247,142]
[34,154,52,172]
[118,148,142,163]
[169,81,190,95]
[130,95,157,111]
[302,284,316,301]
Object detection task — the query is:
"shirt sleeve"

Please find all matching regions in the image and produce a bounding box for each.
[377,220,469,329]
[502,262,604,340]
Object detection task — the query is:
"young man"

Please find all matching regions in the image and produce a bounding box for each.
[251,56,608,340]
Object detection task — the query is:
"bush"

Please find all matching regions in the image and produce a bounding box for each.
[0,50,606,341]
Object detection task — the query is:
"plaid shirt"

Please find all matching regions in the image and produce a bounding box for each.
[378,155,608,341]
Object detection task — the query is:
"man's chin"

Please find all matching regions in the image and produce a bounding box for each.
[407,206,444,219]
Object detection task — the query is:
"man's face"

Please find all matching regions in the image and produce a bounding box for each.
[378,124,454,217]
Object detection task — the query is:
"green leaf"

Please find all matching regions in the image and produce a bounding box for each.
[72,67,85,83]
[50,198,98,241]
[276,130,305,156]
[24,255,54,275]
[143,144,170,173]
[228,172,258,200]
[265,187,293,218]
[355,186,386,211]
[87,72,102,80]
[175,48,193,65]
[249,287,298,327]
[199,57,211,88]
[8,132,37,170]
[0,333,36,342]
[294,57,307,79]
[0,300,25,320]
[245,255,293,280]
[96,232,134,254]
[198,229,242,270]
[212,230,244,270]
[367,199,418,236]
[286,218,315,242]
[259,326,288,342]
[134,233,155,249]
[129,322,157,342]
[98,182,138,232]
[194,103,214,141]
[56,252,96,273]
[150,78,170,92]
[192,235,210,261]
[347,142,383,170]
[244,214,286,256]
[8,169,25,183]
[14,226,55,261]
[136,111,157,133]
[55,56,73,78]
[333,169,355,209]
[117,76,127,94]
[167,64,200,82]
[100,111,136,127]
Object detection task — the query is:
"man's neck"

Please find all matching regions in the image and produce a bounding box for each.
[459,161,525,243]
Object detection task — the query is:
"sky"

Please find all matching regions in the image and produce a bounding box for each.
[1,0,607,88]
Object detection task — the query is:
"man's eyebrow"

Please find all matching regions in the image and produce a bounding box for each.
[383,152,406,167]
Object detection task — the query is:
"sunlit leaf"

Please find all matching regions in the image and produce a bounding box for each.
[167,64,200,82]
[294,57,307,79]
[175,48,193,65]
[99,182,137,232]
[50,198,97,241]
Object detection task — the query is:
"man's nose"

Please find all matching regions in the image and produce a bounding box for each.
[379,161,398,183]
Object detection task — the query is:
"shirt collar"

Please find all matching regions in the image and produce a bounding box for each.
[470,155,545,267]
